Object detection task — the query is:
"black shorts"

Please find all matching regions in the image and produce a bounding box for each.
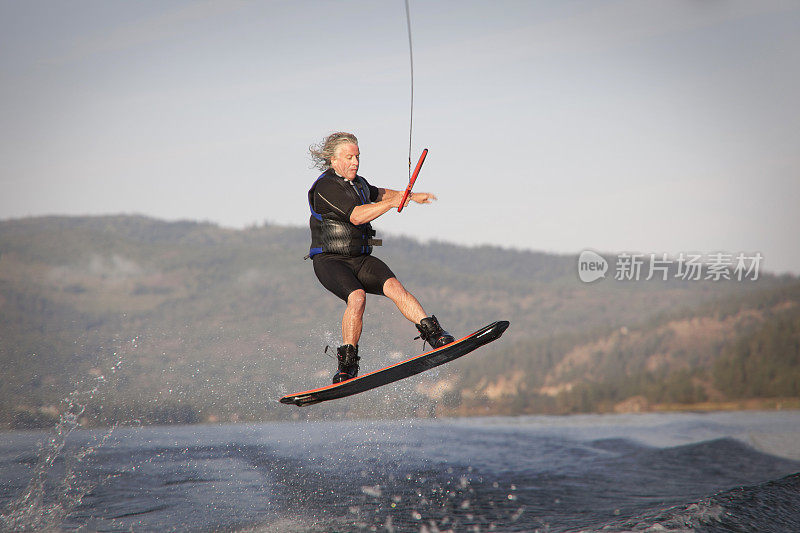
[312,253,396,302]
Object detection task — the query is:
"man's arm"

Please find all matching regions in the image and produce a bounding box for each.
[349,188,437,225]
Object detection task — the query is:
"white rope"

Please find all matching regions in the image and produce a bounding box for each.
[404,0,415,180]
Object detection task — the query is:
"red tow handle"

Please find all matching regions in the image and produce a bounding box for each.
[398,148,428,213]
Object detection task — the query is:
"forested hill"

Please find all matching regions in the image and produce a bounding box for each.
[1,215,797,428]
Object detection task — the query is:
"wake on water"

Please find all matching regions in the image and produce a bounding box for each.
[1,411,799,532]
[578,472,800,533]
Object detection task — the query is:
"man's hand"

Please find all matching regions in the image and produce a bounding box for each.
[410,192,437,204]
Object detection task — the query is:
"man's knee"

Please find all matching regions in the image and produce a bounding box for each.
[382,277,406,298]
[347,289,367,310]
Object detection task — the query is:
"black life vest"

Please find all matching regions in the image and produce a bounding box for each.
[307,171,379,259]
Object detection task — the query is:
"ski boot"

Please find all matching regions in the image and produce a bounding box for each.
[332,344,360,384]
[415,315,455,349]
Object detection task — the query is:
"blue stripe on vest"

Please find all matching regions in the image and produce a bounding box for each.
[308,172,327,222]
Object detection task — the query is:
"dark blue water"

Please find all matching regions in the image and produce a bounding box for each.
[1,412,798,532]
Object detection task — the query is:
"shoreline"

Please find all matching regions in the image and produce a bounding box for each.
[3,398,799,432]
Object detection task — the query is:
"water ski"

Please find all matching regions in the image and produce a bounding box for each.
[280,320,510,407]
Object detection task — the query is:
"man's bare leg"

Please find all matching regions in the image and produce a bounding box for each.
[384,277,454,347]
[342,289,366,346]
[382,277,426,324]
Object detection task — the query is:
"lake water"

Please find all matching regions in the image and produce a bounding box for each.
[1,411,799,532]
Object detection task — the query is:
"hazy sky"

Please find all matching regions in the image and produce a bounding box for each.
[2,0,799,273]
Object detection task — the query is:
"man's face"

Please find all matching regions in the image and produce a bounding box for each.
[331,143,359,181]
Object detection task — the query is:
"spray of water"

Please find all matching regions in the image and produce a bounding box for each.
[0,360,131,531]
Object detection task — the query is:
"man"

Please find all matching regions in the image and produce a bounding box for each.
[307,132,454,383]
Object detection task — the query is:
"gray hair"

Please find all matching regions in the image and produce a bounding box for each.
[309,132,358,171]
